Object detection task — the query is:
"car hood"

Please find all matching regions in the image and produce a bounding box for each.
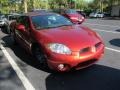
[36,25,101,51]
[67,14,81,18]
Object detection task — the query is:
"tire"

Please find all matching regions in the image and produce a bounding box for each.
[6,26,11,34]
[2,24,9,34]
[11,32,17,45]
[32,46,47,64]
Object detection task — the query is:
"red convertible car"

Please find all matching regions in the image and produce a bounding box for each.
[11,12,104,72]
[53,9,85,24]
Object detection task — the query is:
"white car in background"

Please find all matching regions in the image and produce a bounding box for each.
[0,15,8,27]
[5,13,21,34]
[89,12,104,18]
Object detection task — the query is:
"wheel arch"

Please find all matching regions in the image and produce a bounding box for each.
[31,42,44,54]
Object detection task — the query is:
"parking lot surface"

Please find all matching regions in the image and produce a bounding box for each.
[0,19,120,90]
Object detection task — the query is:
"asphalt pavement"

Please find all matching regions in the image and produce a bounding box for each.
[0,18,120,90]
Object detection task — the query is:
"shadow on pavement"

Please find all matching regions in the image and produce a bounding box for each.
[0,66,22,85]
[2,36,53,73]
[46,65,120,90]
[0,54,24,90]
[0,27,8,34]
[102,17,120,20]
[0,55,3,60]
[116,29,120,32]
[109,39,120,47]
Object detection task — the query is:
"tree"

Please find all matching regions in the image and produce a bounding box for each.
[76,0,88,10]
[0,0,9,13]
[49,0,69,9]
[27,0,49,11]
[88,0,120,13]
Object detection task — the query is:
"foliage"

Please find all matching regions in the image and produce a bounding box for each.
[76,0,88,10]
[49,0,68,9]
[88,0,120,13]
[0,0,120,14]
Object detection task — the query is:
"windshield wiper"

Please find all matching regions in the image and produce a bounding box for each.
[36,26,54,30]
[36,24,73,30]
[57,24,73,27]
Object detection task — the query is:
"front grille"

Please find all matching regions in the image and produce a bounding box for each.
[95,42,102,48]
[80,42,102,54]
[80,47,90,54]
[75,59,97,69]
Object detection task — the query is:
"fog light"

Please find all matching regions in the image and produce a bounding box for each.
[58,64,64,70]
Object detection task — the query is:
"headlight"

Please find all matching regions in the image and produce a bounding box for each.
[70,17,78,20]
[78,19,83,22]
[48,43,71,55]
[81,16,84,19]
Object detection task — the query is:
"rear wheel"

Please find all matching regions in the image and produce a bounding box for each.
[6,25,11,34]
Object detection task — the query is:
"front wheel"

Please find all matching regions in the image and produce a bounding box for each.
[32,46,47,64]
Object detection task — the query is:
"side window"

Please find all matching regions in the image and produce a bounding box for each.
[17,16,23,24]
[22,16,30,29]
[98,12,102,14]
[17,16,30,29]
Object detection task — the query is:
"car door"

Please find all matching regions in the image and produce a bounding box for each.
[21,16,32,50]
[15,16,31,50]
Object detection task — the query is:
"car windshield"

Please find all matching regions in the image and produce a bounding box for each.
[65,9,78,14]
[31,14,73,30]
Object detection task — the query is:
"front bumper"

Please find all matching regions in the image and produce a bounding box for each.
[47,44,104,72]
[70,17,85,24]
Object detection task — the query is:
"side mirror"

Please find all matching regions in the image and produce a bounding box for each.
[16,24,25,31]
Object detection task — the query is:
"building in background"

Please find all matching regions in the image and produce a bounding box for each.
[111,5,120,17]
